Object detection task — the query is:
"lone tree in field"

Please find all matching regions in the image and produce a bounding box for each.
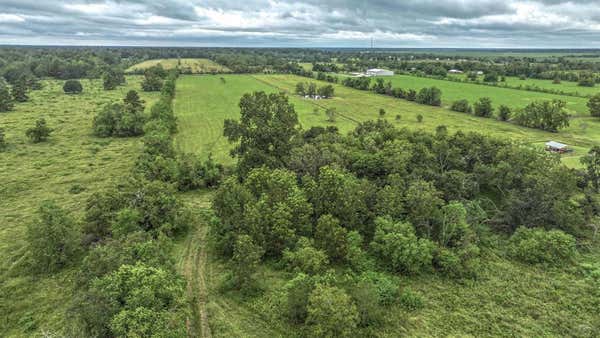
[474,97,494,118]
[63,79,83,94]
[26,118,52,143]
[0,81,14,112]
[224,91,299,177]
[102,68,124,90]
[378,108,386,118]
[11,77,29,102]
[27,201,80,273]
[587,93,600,118]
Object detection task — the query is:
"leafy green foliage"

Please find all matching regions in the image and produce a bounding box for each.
[587,93,600,118]
[451,99,472,113]
[230,234,264,291]
[282,238,329,275]
[473,97,494,117]
[224,91,300,177]
[508,227,577,265]
[92,91,146,137]
[25,118,52,143]
[26,201,80,273]
[416,87,442,106]
[306,284,359,337]
[0,79,14,112]
[371,217,435,274]
[513,99,570,132]
[63,79,83,94]
[11,77,29,102]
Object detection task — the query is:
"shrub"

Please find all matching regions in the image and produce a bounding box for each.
[399,288,424,311]
[63,79,83,94]
[0,80,14,112]
[451,99,472,113]
[93,102,145,137]
[587,93,600,118]
[416,87,442,106]
[473,97,494,117]
[0,127,6,150]
[508,227,577,265]
[417,114,423,123]
[370,217,435,274]
[306,284,359,337]
[26,118,52,143]
[498,105,511,121]
[358,271,399,306]
[284,273,314,324]
[26,201,80,273]
[282,238,329,275]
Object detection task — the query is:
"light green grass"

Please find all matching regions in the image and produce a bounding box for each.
[448,74,600,98]
[0,77,160,336]
[379,74,591,116]
[174,74,600,168]
[127,58,230,73]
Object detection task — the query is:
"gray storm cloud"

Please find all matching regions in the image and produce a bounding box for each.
[0,0,598,47]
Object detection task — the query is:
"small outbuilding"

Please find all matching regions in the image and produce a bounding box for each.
[449,69,463,74]
[545,141,570,153]
[366,68,394,76]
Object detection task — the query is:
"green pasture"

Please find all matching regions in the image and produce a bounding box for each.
[127,58,229,74]
[0,76,160,336]
[378,74,591,116]
[448,74,600,98]
[174,74,600,168]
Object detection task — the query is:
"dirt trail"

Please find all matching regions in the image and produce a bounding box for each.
[180,200,212,338]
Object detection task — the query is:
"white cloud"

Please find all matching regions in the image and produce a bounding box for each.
[0,14,26,23]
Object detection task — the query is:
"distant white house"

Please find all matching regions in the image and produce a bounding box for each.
[366,68,394,76]
[476,71,484,75]
[449,69,463,74]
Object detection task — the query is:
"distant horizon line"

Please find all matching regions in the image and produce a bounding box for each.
[1,44,600,52]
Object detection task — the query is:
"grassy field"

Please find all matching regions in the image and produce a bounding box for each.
[447,74,600,98]
[0,77,160,336]
[127,58,229,73]
[174,74,600,167]
[378,74,591,116]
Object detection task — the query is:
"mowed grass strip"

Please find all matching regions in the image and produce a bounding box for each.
[127,58,230,73]
[0,76,159,336]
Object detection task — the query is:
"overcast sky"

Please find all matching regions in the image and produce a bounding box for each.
[0,0,599,48]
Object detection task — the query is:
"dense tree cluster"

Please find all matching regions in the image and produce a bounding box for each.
[141,65,167,92]
[93,90,146,137]
[210,92,589,335]
[513,100,570,132]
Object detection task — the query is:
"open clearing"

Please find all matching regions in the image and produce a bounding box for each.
[127,58,230,73]
[0,76,159,336]
[378,74,591,116]
[172,74,600,337]
[174,74,600,167]
[447,74,600,98]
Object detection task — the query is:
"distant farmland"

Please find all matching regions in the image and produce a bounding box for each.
[127,58,230,74]
[173,74,596,168]
[377,74,591,116]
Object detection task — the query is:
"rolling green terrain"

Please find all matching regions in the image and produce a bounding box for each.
[378,74,591,116]
[447,74,600,98]
[172,74,600,337]
[0,77,159,336]
[127,58,230,74]
[174,74,600,168]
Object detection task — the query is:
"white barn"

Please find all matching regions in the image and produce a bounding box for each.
[366,68,394,76]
